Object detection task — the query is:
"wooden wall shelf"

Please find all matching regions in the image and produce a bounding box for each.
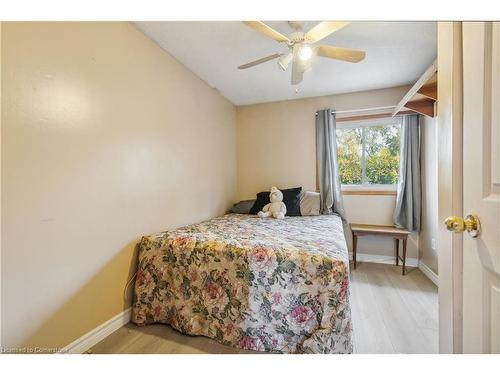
[418,81,437,100]
[404,98,435,117]
[392,59,438,118]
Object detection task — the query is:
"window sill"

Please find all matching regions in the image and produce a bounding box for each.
[342,189,397,196]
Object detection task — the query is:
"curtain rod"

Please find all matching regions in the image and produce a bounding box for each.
[315,105,397,115]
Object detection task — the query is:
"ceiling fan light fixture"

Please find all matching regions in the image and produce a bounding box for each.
[278,52,293,71]
[239,21,365,86]
[299,45,313,61]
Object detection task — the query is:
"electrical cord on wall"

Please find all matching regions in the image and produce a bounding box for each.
[123,270,138,302]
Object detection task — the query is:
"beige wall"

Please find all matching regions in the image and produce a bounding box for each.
[236,86,419,260]
[0,21,3,348]
[1,22,237,349]
[420,115,439,274]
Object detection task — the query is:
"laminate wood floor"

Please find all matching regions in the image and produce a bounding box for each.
[90,262,438,354]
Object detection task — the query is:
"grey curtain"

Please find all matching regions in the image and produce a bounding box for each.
[316,109,346,219]
[393,114,421,232]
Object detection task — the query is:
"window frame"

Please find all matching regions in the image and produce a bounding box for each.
[336,116,403,192]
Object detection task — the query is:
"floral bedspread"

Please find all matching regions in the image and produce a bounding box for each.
[132,213,352,353]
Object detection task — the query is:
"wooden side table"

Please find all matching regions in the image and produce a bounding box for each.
[350,224,412,275]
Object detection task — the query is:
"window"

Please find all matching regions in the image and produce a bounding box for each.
[336,117,401,188]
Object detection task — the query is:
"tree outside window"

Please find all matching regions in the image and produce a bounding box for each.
[336,119,401,186]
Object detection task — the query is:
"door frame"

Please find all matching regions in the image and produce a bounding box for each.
[437,21,464,354]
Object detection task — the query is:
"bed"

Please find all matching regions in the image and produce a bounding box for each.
[132,213,352,353]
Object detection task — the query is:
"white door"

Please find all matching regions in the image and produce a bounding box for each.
[461,22,500,354]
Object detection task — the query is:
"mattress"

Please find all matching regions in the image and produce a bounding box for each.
[132,213,352,353]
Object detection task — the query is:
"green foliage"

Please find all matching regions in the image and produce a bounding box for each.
[366,148,400,184]
[336,124,400,185]
[337,128,362,184]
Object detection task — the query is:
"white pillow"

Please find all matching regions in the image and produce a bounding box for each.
[300,191,320,216]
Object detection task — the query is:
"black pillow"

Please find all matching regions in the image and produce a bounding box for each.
[249,187,302,216]
[229,200,255,214]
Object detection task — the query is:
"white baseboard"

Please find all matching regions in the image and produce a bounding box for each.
[418,261,439,286]
[59,307,132,354]
[350,253,419,267]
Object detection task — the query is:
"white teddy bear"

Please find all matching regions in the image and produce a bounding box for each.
[258,187,287,219]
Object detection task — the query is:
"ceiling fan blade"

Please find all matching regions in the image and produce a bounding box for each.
[305,21,350,43]
[317,45,366,63]
[237,53,282,69]
[243,21,290,43]
[291,45,304,85]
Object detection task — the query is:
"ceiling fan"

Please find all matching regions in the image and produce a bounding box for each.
[238,21,366,85]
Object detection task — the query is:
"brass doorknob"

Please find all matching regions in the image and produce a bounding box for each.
[444,214,481,238]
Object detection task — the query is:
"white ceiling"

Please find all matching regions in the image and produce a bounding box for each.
[135,21,437,106]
